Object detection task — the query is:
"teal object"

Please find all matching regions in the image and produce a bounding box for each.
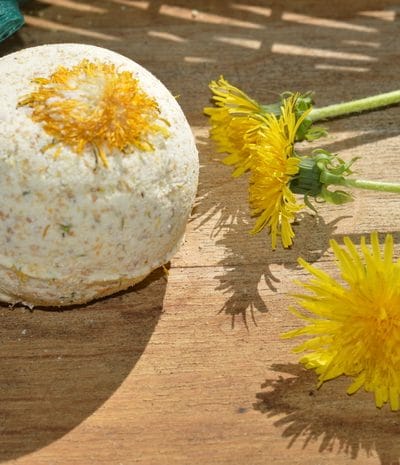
[0,0,25,42]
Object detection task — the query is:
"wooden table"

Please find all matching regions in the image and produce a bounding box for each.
[1,1,400,464]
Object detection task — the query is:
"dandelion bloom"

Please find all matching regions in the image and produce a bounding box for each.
[249,95,310,249]
[204,76,267,177]
[283,232,400,410]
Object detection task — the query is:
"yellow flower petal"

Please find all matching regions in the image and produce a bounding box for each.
[284,233,400,410]
[20,59,169,166]
[248,95,305,249]
[204,76,266,176]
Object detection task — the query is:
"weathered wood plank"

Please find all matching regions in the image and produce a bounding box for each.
[1,1,400,464]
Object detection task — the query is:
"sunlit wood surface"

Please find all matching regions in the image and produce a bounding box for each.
[1,1,400,464]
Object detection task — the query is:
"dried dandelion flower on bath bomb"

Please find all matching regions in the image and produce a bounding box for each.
[0,44,198,307]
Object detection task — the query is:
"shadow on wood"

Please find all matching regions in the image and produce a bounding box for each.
[0,268,166,462]
[254,363,400,465]
[192,135,349,328]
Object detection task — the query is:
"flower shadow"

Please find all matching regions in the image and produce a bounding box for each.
[282,212,350,267]
[254,363,400,465]
[216,211,352,328]
[193,131,350,328]
[214,217,276,329]
[192,134,272,328]
[0,268,166,462]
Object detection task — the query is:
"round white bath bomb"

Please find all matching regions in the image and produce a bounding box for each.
[0,44,198,307]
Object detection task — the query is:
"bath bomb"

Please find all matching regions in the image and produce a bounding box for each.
[0,44,198,307]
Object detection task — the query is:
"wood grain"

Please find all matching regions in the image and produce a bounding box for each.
[1,1,400,464]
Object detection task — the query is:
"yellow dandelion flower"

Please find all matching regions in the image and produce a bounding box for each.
[204,76,267,177]
[283,232,400,410]
[19,59,169,167]
[248,95,310,249]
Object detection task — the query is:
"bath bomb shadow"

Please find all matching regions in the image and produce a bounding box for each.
[0,268,166,461]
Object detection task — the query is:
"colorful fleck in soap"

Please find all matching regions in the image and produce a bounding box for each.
[0,44,198,307]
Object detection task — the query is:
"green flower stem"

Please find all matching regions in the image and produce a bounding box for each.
[309,90,400,122]
[344,178,400,194]
[321,171,400,194]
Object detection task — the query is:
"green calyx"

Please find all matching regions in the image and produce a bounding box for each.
[260,89,400,145]
[290,150,357,206]
[288,92,327,142]
[261,92,327,143]
[260,101,282,117]
[289,156,322,197]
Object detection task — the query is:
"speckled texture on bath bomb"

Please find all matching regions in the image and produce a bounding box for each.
[0,44,198,307]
